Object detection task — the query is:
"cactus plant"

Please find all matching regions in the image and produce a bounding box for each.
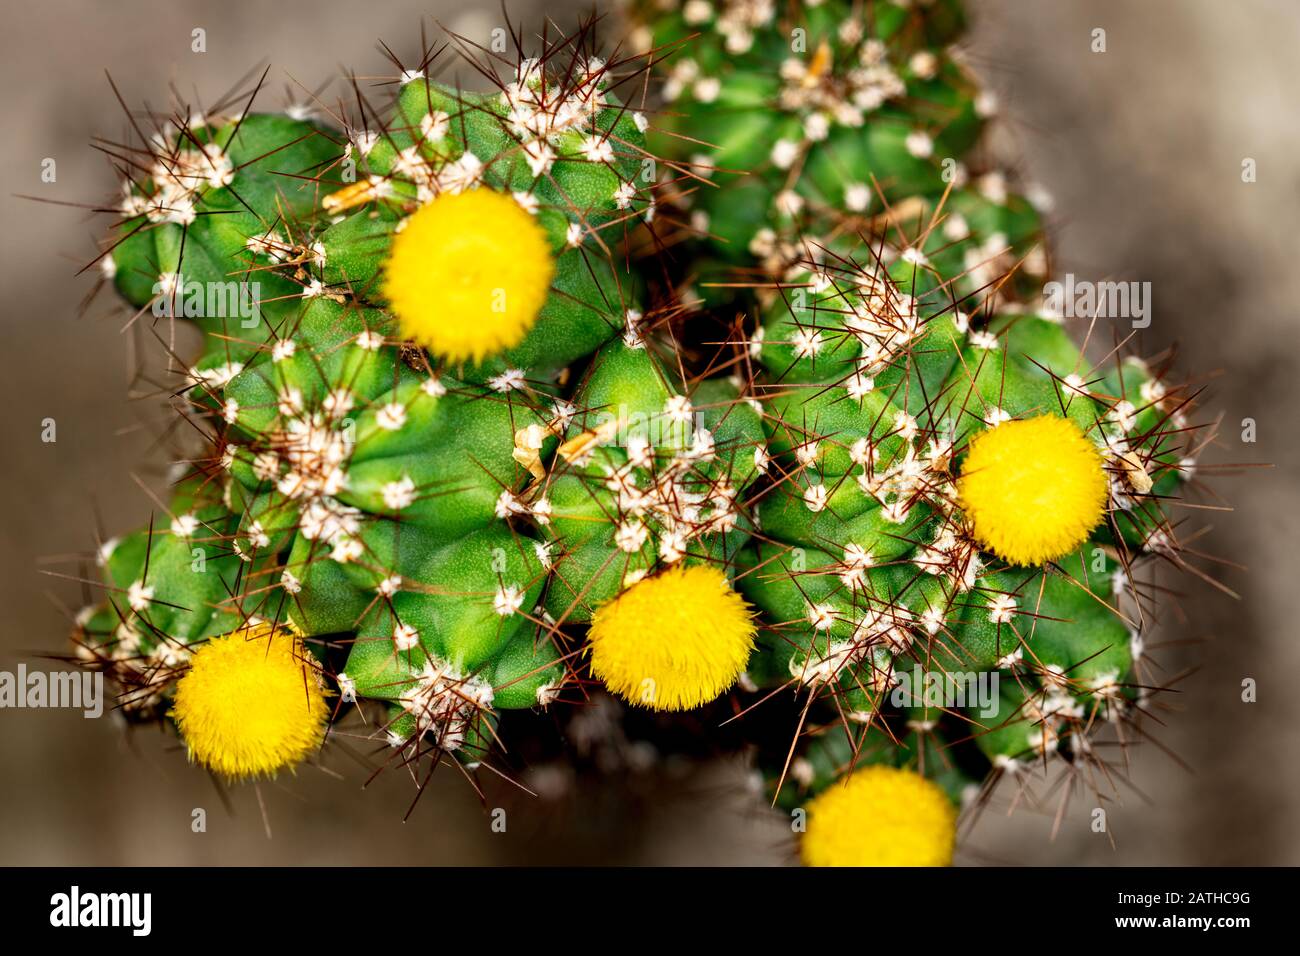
[61,4,1224,867]
[627,0,1215,866]
[75,26,774,784]
[77,34,676,774]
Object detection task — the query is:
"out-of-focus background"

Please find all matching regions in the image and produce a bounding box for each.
[1,0,1294,865]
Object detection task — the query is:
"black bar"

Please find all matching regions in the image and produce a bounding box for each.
[0,866,1281,941]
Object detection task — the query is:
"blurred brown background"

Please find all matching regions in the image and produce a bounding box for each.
[1,0,1294,865]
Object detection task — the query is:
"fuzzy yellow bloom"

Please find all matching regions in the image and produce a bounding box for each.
[382,188,554,364]
[958,414,1108,566]
[588,564,757,712]
[171,622,328,779]
[801,765,957,867]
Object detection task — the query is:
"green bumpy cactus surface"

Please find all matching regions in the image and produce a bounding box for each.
[632,0,1050,316]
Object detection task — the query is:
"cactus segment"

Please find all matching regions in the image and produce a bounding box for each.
[627,0,1213,865]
